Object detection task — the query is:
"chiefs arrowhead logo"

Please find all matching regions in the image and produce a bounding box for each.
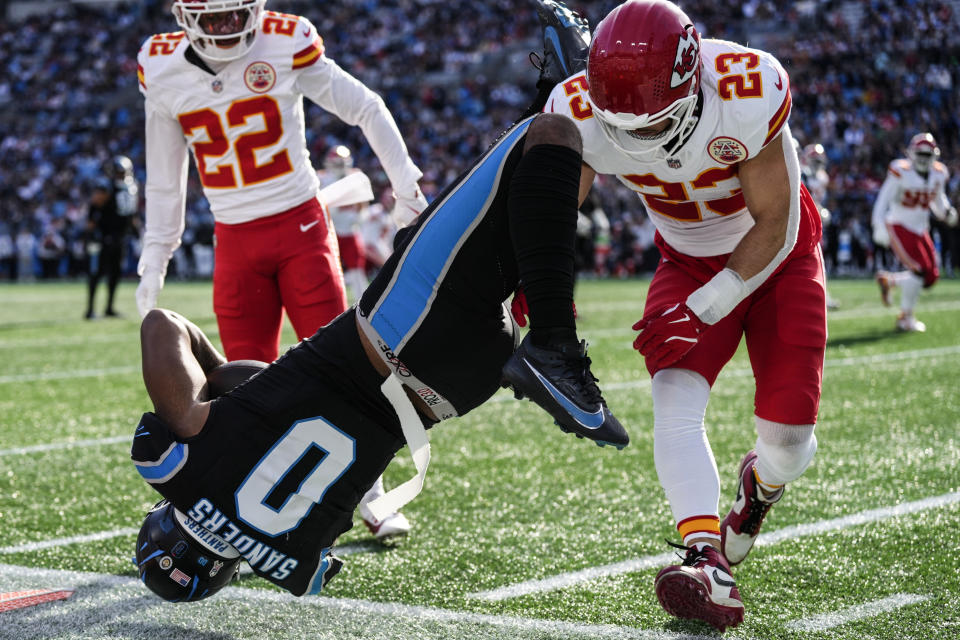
[670,30,699,89]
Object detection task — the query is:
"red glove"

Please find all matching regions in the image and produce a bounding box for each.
[632,302,707,370]
[511,288,530,327]
[510,287,577,327]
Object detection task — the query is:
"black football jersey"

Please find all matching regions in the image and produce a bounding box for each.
[357,117,532,419]
[131,311,405,596]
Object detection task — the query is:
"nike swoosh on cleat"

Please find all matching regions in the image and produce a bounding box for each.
[544,27,569,75]
[522,359,605,429]
[300,220,320,232]
[712,569,737,588]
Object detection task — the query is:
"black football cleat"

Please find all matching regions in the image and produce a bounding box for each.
[532,0,591,90]
[502,335,629,449]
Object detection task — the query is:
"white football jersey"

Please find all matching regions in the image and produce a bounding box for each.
[802,167,829,207]
[546,39,794,257]
[137,11,421,272]
[317,168,368,236]
[872,158,950,235]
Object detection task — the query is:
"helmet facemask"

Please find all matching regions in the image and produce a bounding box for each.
[585,2,704,163]
[173,0,267,63]
[907,133,939,174]
[592,91,700,161]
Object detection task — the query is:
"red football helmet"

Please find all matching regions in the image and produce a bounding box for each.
[587,0,702,160]
[173,0,267,63]
[907,132,939,173]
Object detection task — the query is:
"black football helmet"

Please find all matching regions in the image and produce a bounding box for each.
[134,500,241,602]
[107,155,135,181]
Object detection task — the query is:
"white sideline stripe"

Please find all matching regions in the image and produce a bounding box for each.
[1,344,955,458]
[578,298,960,318]
[492,344,960,399]
[0,530,379,558]
[0,563,713,640]
[0,365,138,384]
[468,491,960,601]
[0,528,140,555]
[0,327,220,349]
[786,593,930,631]
[1,342,953,462]
[0,435,130,457]
[3,339,960,387]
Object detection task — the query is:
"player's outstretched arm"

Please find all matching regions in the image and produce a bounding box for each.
[140,309,225,438]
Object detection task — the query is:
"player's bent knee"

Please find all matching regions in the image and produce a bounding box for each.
[525,113,582,153]
[755,418,817,483]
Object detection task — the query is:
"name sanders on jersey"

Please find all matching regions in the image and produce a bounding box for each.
[185,498,299,581]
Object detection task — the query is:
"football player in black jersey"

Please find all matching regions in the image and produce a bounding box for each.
[84,155,139,319]
[131,2,628,603]
[132,109,632,602]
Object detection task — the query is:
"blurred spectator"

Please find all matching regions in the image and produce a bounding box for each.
[36,225,65,278]
[0,0,958,280]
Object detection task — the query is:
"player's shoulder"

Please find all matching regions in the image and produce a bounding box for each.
[258,10,326,69]
[701,39,791,152]
[888,158,911,177]
[544,72,593,122]
[137,31,189,91]
[932,160,949,179]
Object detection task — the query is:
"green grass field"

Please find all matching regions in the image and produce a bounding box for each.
[1,277,958,639]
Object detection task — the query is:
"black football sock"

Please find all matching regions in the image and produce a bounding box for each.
[508,143,580,349]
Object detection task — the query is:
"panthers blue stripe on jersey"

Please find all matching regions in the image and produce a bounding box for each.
[368,117,532,350]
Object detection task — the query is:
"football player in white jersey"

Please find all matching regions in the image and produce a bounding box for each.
[135,0,426,360]
[872,132,956,332]
[800,142,839,309]
[316,145,371,305]
[546,0,825,630]
[135,0,423,539]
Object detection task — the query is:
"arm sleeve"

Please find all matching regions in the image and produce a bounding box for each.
[295,56,422,193]
[139,98,189,276]
[871,172,897,228]
[929,168,952,218]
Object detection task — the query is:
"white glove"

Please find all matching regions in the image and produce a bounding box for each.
[872,223,890,248]
[947,206,958,227]
[391,187,428,227]
[136,269,165,318]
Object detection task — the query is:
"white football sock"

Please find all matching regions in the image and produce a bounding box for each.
[652,369,719,524]
[900,272,923,314]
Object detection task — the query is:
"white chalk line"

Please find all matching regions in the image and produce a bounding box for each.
[786,593,931,631]
[467,491,960,601]
[0,563,712,640]
[0,435,131,458]
[0,529,379,559]
[4,342,956,455]
[491,343,960,400]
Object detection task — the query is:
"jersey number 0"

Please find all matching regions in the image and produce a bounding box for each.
[235,417,356,537]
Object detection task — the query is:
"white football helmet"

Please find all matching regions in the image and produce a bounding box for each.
[324,145,354,180]
[907,132,939,173]
[173,0,267,63]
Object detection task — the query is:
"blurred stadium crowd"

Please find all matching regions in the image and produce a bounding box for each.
[0,0,958,281]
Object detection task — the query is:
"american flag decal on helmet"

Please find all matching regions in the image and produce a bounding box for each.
[169,568,191,587]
